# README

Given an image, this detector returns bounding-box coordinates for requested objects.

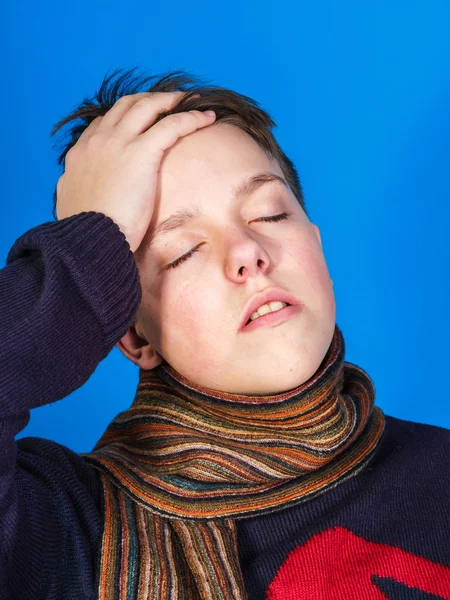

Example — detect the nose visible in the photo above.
[225,233,272,281]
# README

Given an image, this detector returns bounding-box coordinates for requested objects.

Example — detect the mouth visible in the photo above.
[238,287,301,332]
[241,302,301,333]
[245,303,292,326]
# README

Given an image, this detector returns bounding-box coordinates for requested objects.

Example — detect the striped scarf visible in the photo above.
[81,323,385,600]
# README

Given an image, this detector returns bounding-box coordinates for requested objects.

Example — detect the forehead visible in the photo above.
[139,124,289,256]
[156,123,282,204]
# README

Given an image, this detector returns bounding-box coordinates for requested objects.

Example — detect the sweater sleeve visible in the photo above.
[0,211,142,596]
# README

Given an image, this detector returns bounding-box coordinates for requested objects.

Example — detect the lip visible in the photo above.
[238,287,301,332]
[240,303,302,333]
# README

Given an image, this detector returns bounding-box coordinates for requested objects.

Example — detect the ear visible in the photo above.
[116,323,164,370]
[312,223,322,246]
[312,223,333,287]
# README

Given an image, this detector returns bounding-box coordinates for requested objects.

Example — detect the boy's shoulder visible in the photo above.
[377,412,450,475]
[384,412,450,444]
[15,435,103,505]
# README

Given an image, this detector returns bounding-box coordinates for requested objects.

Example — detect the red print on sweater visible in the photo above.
[266,526,450,599]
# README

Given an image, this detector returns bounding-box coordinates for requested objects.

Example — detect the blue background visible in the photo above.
[1,1,449,451]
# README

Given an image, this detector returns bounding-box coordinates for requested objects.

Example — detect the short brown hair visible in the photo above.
[51,67,307,221]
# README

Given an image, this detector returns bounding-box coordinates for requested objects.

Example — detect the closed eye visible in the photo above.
[165,244,204,270]
[165,212,290,270]
[255,211,290,223]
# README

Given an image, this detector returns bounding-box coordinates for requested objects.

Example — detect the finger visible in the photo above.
[114,92,195,140]
[98,92,154,129]
[100,91,189,132]
[75,115,104,145]
[138,109,216,164]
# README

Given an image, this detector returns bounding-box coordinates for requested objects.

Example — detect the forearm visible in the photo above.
[0,211,141,416]
[0,211,141,575]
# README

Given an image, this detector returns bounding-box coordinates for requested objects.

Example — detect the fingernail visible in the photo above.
[204,110,215,117]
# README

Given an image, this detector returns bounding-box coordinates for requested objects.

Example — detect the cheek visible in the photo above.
[286,230,331,290]
[159,282,218,349]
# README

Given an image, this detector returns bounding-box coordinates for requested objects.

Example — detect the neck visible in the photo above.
[85,322,385,520]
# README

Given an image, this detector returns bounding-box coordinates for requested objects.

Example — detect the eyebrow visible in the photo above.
[148,172,290,248]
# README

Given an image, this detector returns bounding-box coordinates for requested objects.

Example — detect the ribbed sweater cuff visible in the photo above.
[6,211,142,350]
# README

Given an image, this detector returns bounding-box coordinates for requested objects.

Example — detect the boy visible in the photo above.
[1,68,450,600]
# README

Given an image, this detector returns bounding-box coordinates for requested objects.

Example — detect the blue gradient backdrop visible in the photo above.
[1,1,449,451]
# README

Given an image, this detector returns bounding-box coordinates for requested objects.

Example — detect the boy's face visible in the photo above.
[117,123,336,395]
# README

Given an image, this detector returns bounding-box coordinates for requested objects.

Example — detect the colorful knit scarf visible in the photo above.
[81,323,385,600]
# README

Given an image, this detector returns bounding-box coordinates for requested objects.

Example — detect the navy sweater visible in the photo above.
[1,211,450,600]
